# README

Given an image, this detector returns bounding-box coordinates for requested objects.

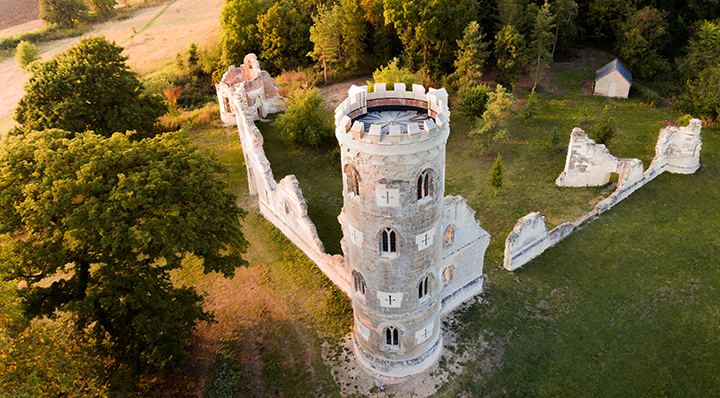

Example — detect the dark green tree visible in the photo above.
[338,0,367,72]
[489,153,503,196]
[678,21,720,119]
[453,21,490,86]
[529,1,556,89]
[494,24,526,90]
[15,36,166,139]
[256,0,312,73]
[220,0,270,69]
[0,129,248,375]
[384,0,476,73]
[274,86,335,147]
[590,105,616,146]
[497,0,523,30]
[457,84,491,119]
[617,7,669,79]
[585,0,633,45]
[39,0,88,27]
[551,0,578,56]
[471,84,518,147]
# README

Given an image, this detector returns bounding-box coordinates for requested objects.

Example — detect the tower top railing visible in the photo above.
[334,84,450,146]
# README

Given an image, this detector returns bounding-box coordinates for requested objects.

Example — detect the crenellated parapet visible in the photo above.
[334,84,450,161]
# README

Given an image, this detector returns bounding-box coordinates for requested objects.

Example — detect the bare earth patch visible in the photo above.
[324,300,501,397]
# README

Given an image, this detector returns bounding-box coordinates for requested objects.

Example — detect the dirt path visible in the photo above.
[0,0,223,133]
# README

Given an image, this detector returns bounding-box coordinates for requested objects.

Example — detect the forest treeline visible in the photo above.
[220,0,720,120]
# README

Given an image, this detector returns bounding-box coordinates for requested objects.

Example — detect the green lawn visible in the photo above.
[185,61,720,396]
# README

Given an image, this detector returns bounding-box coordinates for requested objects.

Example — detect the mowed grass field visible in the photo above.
[182,52,720,396]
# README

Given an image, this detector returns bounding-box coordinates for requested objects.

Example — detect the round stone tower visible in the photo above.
[334,83,451,378]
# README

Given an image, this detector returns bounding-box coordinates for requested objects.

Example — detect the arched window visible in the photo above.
[380,228,397,254]
[344,164,359,196]
[443,267,453,285]
[417,169,432,200]
[385,326,399,347]
[223,96,231,113]
[352,270,366,295]
[418,275,430,299]
[445,225,454,246]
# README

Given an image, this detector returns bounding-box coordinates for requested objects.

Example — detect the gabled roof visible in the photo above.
[595,58,632,85]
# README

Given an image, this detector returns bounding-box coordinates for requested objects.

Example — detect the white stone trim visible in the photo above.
[376,184,400,207]
[415,322,434,344]
[377,291,402,308]
[349,224,363,247]
[416,228,435,251]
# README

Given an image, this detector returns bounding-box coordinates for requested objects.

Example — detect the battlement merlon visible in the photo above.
[334,84,450,155]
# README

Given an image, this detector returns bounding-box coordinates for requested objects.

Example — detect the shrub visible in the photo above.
[368,58,418,91]
[88,0,116,17]
[521,87,540,119]
[590,105,616,146]
[489,153,503,196]
[15,41,39,70]
[274,86,334,148]
[457,84,491,119]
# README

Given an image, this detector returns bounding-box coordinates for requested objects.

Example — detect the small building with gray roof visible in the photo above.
[593,58,632,99]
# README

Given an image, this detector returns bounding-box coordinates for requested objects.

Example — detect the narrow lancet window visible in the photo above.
[417,170,432,200]
[418,276,429,299]
[353,270,366,295]
[345,164,359,196]
[380,228,397,254]
[385,326,399,347]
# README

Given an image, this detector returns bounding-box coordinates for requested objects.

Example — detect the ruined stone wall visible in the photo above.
[216,54,285,126]
[440,196,491,314]
[225,65,351,295]
[504,120,703,271]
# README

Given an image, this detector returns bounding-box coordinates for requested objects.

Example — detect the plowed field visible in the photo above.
[0,0,38,31]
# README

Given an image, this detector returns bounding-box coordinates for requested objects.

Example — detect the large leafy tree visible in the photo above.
[256,0,312,73]
[220,0,271,69]
[39,0,88,27]
[15,36,166,139]
[617,7,669,79]
[585,0,633,45]
[384,0,476,74]
[0,129,248,374]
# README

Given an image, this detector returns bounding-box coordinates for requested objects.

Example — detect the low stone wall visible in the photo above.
[504,120,703,271]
